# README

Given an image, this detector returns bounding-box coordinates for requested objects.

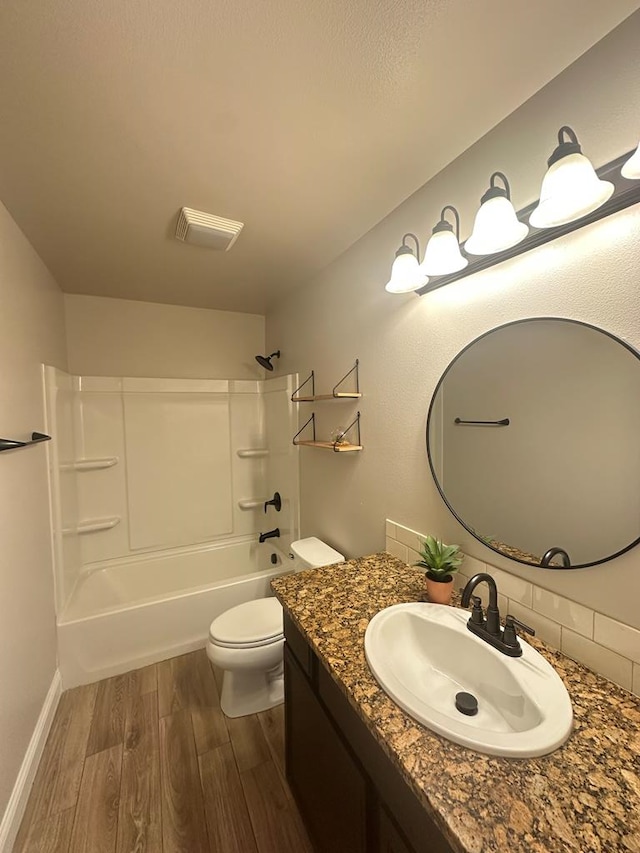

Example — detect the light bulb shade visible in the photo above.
[420,228,468,276]
[384,250,428,293]
[465,196,529,255]
[621,141,640,180]
[530,152,613,228]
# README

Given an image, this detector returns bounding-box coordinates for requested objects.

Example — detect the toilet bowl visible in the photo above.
[207,537,344,717]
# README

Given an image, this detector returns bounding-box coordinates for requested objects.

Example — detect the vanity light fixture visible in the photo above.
[621,141,640,180]
[384,233,429,293]
[420,206,468,276]
[465,172,528,256]
[529,126,614,228]
[384,128,640,297]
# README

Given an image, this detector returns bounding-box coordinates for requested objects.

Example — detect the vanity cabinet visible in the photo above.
[378,807,417,853]
[284,613,455,853]
[285,644,368,852]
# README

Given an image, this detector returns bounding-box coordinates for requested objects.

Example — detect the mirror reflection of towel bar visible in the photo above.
[454,418,510,426]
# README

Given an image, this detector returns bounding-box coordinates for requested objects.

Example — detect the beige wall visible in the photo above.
[266,13,640,630]
[65,294,265,379]
[0,201,67,819]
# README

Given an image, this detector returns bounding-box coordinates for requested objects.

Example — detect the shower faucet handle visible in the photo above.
[264,492,282,513]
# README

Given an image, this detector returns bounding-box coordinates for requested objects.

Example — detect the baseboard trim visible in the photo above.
[0,670,62,852]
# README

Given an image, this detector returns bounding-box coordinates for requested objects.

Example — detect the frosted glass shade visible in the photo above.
[420,230,468,276]
[465,196,529,255]
[621,142,640,180]
[530,152,613,228]
[385,252,428,293]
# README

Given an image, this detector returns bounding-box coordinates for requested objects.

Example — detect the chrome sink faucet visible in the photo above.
[461,573,534,658]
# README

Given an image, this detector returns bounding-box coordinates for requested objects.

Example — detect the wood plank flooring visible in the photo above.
[14,650,314,853]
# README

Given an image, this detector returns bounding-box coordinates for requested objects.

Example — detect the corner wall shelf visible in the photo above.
[0,431,51,453]
[63,516,121,535]
[293,412,362,452]
[291,360,361,402]
[238,498,269,510]
[61,456,119,471]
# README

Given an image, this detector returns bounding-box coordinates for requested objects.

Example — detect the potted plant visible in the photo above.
[413,535,463,604]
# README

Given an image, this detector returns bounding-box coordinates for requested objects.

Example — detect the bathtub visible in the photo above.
[57,539,291,688]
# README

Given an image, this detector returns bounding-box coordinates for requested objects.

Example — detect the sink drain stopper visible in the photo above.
[455,691,478,716]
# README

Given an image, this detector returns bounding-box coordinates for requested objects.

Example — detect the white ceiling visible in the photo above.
[1,1,637,314]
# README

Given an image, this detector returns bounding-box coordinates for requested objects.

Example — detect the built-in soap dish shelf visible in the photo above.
[63,516,121,535]
[237,449,269,458]
[61,456,119,471]
[238,498,269,510]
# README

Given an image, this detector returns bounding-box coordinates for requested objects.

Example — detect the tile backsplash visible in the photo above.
[386,519,640,698]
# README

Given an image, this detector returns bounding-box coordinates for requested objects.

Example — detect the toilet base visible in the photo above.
[219,664,284,718]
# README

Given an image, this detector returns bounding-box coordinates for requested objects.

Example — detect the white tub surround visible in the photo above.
[43,369,300,685]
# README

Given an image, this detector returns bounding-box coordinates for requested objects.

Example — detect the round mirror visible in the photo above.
[426,318,640,569]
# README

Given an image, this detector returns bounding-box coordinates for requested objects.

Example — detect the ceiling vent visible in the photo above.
[175,207,244,251]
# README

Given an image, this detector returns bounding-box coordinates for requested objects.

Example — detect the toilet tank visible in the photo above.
[290,537,344,570]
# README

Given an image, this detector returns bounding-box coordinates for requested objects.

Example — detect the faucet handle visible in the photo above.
[469,595,484,626]
[503,615,535,648]
[506,615,535,635]
[264,491,282,513]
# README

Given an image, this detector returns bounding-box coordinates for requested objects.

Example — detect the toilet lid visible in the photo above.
[208,597,284,647]
[291,536,344,566]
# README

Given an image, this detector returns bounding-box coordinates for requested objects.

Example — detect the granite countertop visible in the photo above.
[272,553,640,853]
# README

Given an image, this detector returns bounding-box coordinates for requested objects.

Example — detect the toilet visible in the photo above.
[206,537,344,718]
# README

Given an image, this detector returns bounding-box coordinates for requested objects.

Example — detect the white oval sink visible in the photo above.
[364,603,573,758]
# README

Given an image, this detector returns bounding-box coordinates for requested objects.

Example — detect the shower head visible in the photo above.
[255,350,281,371]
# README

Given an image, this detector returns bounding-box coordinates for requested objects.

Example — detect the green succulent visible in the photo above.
[414,535,463,581]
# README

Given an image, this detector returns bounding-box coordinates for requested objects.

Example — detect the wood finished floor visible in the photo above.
[14,650,315,853]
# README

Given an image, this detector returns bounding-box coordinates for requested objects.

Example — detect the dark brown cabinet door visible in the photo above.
[378,807,415,853]
[284,644,368,853]
[284,617,454,853]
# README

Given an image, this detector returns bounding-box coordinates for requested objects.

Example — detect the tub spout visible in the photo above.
[259,528,280,543]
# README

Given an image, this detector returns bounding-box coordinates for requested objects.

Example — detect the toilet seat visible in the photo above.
[208,597,283,649]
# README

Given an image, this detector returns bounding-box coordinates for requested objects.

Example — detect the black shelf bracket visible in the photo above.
[338,411,361,450]
[293,413,316,445]
[0,432,51,453]
[291,371,315,402]
[332,359,360,397]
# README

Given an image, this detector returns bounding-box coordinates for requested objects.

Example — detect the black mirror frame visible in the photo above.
[426,316,640,570]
